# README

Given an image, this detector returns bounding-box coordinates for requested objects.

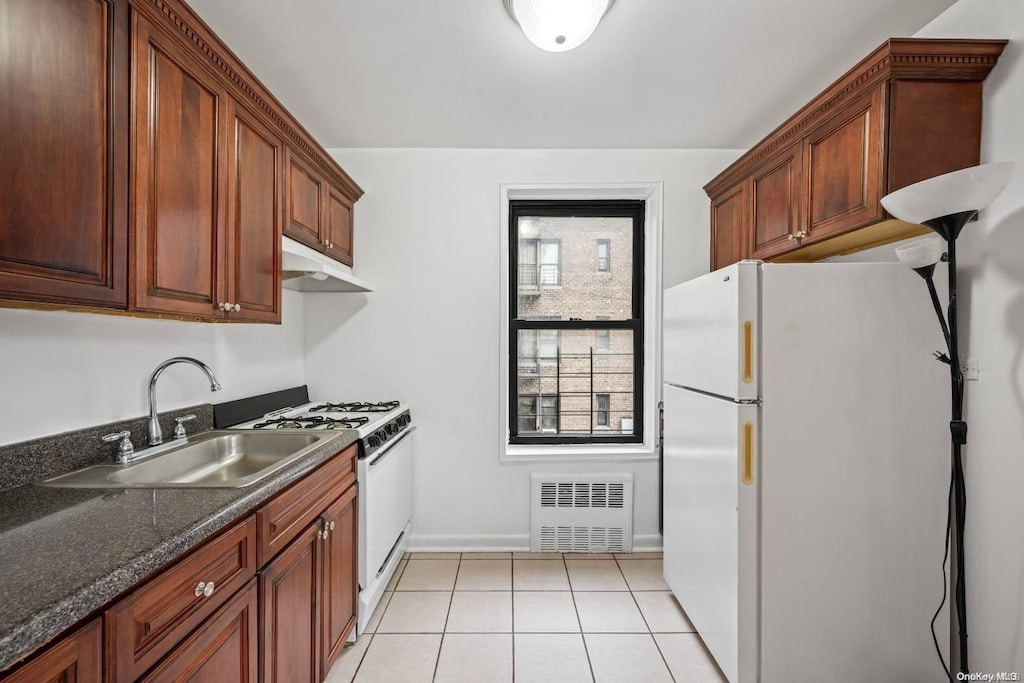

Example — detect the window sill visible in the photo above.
[502,443,657,464]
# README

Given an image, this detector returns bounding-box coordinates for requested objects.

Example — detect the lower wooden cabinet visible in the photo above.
[0,446,358,683]
[260,483,359,683]
[260,521,322,683]
[0,619,102,683]
[320,485,359,675]
[140,579,258,683]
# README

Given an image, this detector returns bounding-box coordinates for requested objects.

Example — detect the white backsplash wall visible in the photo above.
[842,0,1024,669]
[304,148,741,550]
[0,289,306,447]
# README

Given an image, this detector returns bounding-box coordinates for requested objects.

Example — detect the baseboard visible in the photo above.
[407,534,530,552]
[408,532,663,553]
[632,534,664,552]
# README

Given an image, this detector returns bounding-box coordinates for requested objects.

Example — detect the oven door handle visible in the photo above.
[368,426,415,468]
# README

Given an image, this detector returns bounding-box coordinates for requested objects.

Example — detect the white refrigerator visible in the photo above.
[663,261,950,683]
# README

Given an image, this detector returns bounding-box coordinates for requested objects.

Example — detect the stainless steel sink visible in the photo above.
[39,431,336,488]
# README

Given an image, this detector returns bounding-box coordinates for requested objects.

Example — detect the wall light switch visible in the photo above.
[961,359,980,381]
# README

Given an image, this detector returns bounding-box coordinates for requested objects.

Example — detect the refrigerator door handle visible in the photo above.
[742,320,754,385]
[741,421,755,485]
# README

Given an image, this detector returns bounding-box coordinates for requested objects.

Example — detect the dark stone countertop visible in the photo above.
[0,429,360,673]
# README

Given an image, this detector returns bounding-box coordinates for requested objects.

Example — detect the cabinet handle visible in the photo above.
[217,302,229,311]
[232,303,241,312]
[317,530,325,540]
[795,230,807,239]
[194,581,215,598]
[786,234,797,241]
[329,521,336,531]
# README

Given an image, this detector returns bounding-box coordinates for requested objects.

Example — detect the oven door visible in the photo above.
[359,427,414,588]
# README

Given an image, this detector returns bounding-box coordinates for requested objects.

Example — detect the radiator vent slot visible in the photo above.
[531,474,633,554]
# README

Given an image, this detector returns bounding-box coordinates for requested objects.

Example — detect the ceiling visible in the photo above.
[186,0,957,149]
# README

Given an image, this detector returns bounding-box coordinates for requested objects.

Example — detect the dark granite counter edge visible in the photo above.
[0,430,359,672]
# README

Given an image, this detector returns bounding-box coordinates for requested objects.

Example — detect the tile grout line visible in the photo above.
[351,555,410,681]
[431,553,460,683]
[567,555,599,683]
[619,557,678,683]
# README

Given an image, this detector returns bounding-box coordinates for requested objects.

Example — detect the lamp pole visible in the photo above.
[924,210,977,676]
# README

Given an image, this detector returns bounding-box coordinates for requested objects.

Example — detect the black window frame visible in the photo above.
[596,239,611,272]
[509,200,644,445]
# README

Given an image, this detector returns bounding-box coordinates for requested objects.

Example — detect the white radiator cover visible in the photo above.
[530,473,634,553]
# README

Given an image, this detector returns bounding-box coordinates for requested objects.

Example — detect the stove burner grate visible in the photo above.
[309,401,400,413]
[251,415,370,430]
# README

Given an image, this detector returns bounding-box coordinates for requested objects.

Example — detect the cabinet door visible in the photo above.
[325,188,354,266]
[224,101,282,323]
[260,521,321,683]
[131,16,227,318]
[139,579,258,683]
[321,486,358,674]
[285,151,326,252]
[0,0,128,308]
[751,145,801,259]
[710,182,749,271]
[803,86,885,243]
[0,619,101,683]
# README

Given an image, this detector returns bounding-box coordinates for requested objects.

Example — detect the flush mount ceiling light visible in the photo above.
[504,0,616,52]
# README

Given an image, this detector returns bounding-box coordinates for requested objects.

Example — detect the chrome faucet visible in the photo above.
[148,357,221,446]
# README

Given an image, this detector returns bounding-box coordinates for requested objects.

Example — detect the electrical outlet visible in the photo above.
[961,359,980,381]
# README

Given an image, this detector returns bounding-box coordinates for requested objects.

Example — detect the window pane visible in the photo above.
[517,216,632,320]
[514,329,634,437]
[519,240,539,288]
[597,240,610,272]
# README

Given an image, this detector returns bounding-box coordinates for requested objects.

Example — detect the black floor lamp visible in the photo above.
[881,161,1016,679]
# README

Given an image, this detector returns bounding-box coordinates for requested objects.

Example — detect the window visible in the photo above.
[597,239,610,271]
[519,238,561,288]
[509,200,644,444]
[518,394,559,433]
[595,316,610,351]
[596,394,610,427]
[519,328,560,373]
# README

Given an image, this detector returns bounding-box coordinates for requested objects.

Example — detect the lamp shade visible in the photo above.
[505,0,613,52]
[895,236,945,271]
[880,162,1016,225]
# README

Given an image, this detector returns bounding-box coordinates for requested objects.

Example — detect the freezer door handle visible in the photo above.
[742,320,754,384]
[741,421,755,485]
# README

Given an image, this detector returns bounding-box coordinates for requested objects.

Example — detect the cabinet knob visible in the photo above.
[795,230,807,239]
[328,242,334,249]
[217,302,229,311]
[194,581,215,598]
[329,521,336,531]
[233,303,241,312]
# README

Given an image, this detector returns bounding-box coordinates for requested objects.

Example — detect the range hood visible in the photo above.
[281,236,372,292]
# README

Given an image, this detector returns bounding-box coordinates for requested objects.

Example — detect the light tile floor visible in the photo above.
[325,552,726,683]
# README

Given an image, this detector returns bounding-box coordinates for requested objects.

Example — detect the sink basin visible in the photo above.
[39,431,337,488]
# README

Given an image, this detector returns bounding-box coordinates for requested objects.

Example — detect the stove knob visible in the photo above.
[377,430,387,442]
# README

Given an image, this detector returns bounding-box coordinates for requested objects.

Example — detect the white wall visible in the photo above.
[304,149,741,550]
[0,289,306,446]
[843,0,1024,669]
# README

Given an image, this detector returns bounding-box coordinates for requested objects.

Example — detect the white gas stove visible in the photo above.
[224,396,413,635]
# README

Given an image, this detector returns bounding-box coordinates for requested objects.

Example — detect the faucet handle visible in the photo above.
[173,414,197,440]
[102,431,135,464]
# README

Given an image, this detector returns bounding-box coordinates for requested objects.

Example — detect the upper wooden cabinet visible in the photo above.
[705,39,1006,268]
[285,151,358,267]
[131,15,228,319]
[710,182,749,271]
[0,0,362,320]
[0,0,129,308]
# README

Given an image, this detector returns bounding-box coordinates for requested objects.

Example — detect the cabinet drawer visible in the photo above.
[105,516,257,682]
[140,577,258,682]
[257,443,357,566]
